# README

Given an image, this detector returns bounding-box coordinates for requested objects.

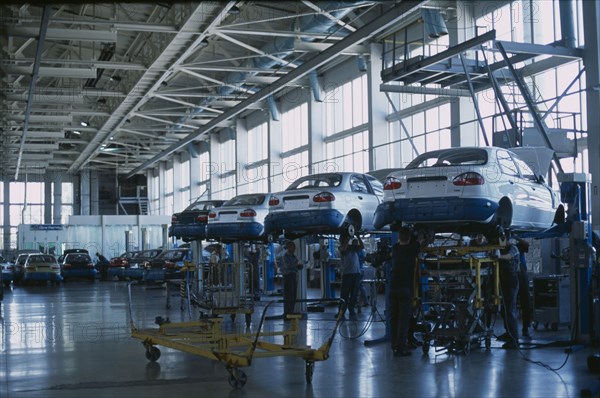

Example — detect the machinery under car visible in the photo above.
[264,172,383,240]
[373,146,565,236]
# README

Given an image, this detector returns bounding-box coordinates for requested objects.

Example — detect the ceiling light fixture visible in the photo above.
[73,130,81,135]
[228,5,240,14]
[80,121,89,127]
[110,75,122,82]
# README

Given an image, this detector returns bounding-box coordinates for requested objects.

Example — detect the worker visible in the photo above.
[209,245,222,285]
[96,252,109,281]
[494,233,521,349]
[390,226,423,357]
[248,244,261,300]
[516,238,531,338]
[338,234,364,319]
[280,240,303,320]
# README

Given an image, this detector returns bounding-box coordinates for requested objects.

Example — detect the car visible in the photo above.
[1,256,16,287]
[14,252,44,284]
[109,251,140,268]
[22,254,63,285]
[60,252,97,282]
[372,146,565,237]
[264,172,384,240]
[123,249,163,280]
[144,248,191,282]
[206,193,270,242]
[169,199,226,242]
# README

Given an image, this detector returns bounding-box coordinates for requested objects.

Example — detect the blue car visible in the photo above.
[206,194,270,242]
[60,252,97,282]
[1,257,15,287]
[169,200,225,242]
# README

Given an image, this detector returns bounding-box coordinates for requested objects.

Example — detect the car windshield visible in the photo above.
[186,200,222,212]
[160,250,187,260]
[224,195,265,206]
[406,148,488,169]
[287,174,342,190]
[136,250,160,258]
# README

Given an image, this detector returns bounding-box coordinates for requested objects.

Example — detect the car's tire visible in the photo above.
[495,198,513,230]
[553,205,566,224]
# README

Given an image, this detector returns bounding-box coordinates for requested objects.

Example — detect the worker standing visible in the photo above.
[495,233,521,349]
[390,226,422,357]
[517,238,531,338]
[338,235,364,319]
[280,241,303,320]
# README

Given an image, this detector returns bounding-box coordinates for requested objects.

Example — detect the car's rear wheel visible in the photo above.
[342,211,362,238]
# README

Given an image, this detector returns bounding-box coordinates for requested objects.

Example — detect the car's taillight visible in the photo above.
[208,212,216,219]
[384,177,402,190]
[313,192,335,202]
[51,265,60,270]
[63,263,72,269]
[453,172,485,186]
[165,261,176,269]
[7,265,14,271]
[87,263,95,268]
[268,196,280,206]
[26,266,35,270]
[197,215,208,222]
[240,209,257,217]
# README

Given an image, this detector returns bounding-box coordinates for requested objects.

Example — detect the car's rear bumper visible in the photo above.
[264,209,345,234]
[24,272,63,282]
[373,197,498,229]
[169,224,207,240]
[2,272,15,282]
[206,222,264,241]
[61,269,98,279]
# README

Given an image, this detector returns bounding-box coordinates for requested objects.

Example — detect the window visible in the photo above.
[350,174,369,193]
[281,103,308,152]
[248,122,267,163]
[497,151,519,176]
[245,122,269,193]
[179,159,191,210]
[325,75,368,136]
[164,166,174,214]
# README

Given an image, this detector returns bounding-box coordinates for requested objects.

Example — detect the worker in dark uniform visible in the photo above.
[516,238,531,338]
[96,252,109,281]
[338,234,364,319]
[280,241,303,320]
[390,226,423,357]
[495,234,521,349]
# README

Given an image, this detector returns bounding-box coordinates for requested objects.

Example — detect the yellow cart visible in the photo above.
[129,283,344,389]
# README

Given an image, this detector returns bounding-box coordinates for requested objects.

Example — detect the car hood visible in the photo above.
[510,146,554,178]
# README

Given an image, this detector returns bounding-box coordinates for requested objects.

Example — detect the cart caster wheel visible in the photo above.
[228,369,247,389]
[245,313,252,328]
[422,342,430,355]
[305,361,315,384]
[485,336,491,350]
[145,346,161,362]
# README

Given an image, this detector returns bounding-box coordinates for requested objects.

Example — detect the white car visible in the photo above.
[264,172,384,239]
[373,146,564,236]
[206,193,271,242]
[22,254,63,285]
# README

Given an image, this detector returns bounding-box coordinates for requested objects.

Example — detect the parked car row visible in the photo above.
[169,146,565,243]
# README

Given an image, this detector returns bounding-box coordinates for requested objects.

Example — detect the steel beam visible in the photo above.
[379,84,471,97]
[381,29,496,83]
[494,40,583,59]
[15,5,51,180]
[125,0,427,178]
[9,27,118,42]
[496,41,564,174]
[459,52,489,146]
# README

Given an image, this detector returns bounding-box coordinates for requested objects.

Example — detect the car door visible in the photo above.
[351,174,381,230]
[496,149,528,226]
[513,156,555,228]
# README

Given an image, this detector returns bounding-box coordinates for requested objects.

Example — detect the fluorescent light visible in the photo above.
[80,121,89,127]
[73,130,81,135]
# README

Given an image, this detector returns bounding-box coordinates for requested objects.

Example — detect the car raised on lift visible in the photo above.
[169,199,226,242]
[206,193,270,242]
[264,172,384,240]
[373,146,564,236]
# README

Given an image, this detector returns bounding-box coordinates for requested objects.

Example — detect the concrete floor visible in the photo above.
[1,280,598,398]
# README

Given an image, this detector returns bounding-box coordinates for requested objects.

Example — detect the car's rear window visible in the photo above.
[66,254,91,262]
[29,255,55,263]
[136,250,161,258]
[224,195,265,206]
[406,149,488,169]
[287,174,342,190]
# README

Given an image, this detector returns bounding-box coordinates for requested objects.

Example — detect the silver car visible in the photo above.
[206,193,271,242]
[264,172,383,239]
